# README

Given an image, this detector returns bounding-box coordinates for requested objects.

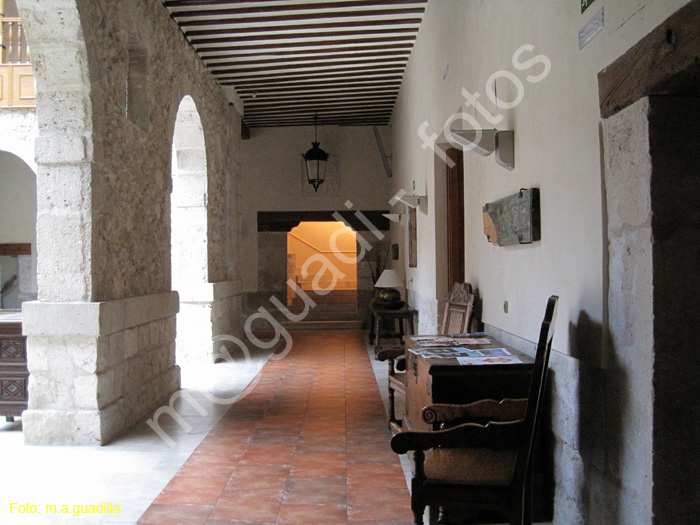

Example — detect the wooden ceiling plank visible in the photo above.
[176,8,425,26]
[246,111,392,118]
[169,0,427,18]
[244,97,397,111]
[221,74,404,88]
[189,27,418,44]
[164,0,426,8]
[244,114,393,126]
[200,45,412,61]
[184,20,422,38]
[237,79,401,93]
[202,49,411,65]
[245,104,395,115]
[194,37,416,52]
[248,120,390,127]
[240,87,400,101]
[215,66,405,82]
[210,56,408,74]
[244,104,396,118]
[244,116,393,127]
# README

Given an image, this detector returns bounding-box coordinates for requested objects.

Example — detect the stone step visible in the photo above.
[294,287,357,294]
[291,290,358,304]
[289,302,358,314]
[282,319,365,331]
[289,310,362,322]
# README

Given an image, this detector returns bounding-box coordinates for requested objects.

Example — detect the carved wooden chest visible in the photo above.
[0,312,28,421]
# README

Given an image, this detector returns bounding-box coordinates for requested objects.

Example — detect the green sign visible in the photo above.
[581,0,596,14]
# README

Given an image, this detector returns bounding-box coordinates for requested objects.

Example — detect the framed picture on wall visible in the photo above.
[408,207,417,268]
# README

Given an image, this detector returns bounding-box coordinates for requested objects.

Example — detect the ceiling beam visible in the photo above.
[239,86,400,101]
[189,27,418,44]
[194,37,416,53]
[216,66,405,82]
[236,79,401,94]
[176,9,425,26]
[210,56,407,74]
[184,20,422,38]
[222,74,404,90]
[244,95,397,111]
[165,0,426,8]
[202,49,411,65]
[167,0,426,16]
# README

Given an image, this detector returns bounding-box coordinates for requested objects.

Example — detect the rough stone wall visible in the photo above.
[74,0,239,301]
[18,0,243,443]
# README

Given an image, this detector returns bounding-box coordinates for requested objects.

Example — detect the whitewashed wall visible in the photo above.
[239,125,392,294]
[389,1,693,523]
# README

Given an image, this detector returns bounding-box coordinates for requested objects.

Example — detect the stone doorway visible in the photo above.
[171,95,212,367]
[285,221,359,329]
[599,3,700,520]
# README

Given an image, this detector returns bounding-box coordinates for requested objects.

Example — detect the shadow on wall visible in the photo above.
[568,310,624,525]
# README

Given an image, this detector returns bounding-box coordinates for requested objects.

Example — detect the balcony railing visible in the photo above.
[0,17,35,107]
[2,17,29,64]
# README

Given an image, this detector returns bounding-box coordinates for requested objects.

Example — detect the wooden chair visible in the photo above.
[382,283,477,433]
[391,295,559,525]
[439,282,476,335]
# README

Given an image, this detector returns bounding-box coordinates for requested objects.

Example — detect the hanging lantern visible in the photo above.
[302,116,329,192]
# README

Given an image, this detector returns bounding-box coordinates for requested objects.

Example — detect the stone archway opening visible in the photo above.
[170,95,211,370]
[0,151,37,309]
[287,221,358,294]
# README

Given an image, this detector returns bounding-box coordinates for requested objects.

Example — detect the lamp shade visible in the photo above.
[375,269,404,289]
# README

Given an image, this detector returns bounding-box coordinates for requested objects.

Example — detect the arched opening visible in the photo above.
[0,151,37,309]
[170,95,211,368]
[286,221,359,326]
[288,221,357,292]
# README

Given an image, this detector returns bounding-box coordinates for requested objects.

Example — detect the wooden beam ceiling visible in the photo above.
[162,0,427,127]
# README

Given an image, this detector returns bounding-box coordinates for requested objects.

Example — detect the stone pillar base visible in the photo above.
[176,280,242,366]
[22,291,180,445]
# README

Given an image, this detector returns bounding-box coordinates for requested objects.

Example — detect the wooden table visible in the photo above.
[403,334,534,431]
[0,310,28,422]
[369,302,417,355]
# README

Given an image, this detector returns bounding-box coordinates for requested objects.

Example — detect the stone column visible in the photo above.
[603,97,655,524]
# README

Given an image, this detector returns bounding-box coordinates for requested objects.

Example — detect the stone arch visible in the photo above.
[16,0,93,302]
[0,150,37,307]
[0,116,37,173]
[170,95,213,367]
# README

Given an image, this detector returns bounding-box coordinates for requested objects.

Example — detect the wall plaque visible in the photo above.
[482,188,540,247]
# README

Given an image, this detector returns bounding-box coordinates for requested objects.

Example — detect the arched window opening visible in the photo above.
[171,95,210,369]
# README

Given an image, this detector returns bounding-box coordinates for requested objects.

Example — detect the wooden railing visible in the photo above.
[0,16,35,106]
[1,17,30,64]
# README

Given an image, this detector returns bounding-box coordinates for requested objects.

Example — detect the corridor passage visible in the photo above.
[139,330,413,524]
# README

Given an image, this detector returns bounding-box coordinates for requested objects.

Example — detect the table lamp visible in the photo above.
[374,269,404,307]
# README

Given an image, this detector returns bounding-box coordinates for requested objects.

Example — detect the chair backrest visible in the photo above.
[439,282,475,335]
[512,295,559,487]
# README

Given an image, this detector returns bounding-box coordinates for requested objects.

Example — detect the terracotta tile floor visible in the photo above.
[139,330,413,524]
